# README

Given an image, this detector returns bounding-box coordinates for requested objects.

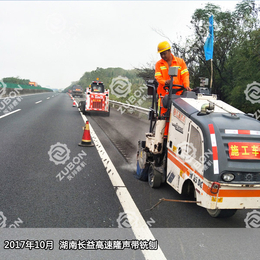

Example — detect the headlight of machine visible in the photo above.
[222,173,235,182]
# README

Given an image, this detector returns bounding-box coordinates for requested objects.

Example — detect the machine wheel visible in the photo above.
[136,149,149,181]
[148,164,161,188]
[104,106,110,117]
[82,104,87,115]
[78,101,82,111]
[207,209,237,218]
[78,101,85,113]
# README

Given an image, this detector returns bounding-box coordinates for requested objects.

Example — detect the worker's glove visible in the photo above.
[163,84,170,90]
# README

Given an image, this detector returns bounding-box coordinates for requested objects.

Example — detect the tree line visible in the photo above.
[136,0,260,114]
[2,77,42,87]
[63,67,145,102]
[65,1,260,114]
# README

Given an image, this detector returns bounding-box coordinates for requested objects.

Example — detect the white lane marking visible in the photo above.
[35,100,42,104]
[0,109,21,119]
[79,111,167,260]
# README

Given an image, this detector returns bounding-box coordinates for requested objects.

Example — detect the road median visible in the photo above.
[0,82,53,98]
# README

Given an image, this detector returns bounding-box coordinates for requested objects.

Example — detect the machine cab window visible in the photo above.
[91,82,104,93]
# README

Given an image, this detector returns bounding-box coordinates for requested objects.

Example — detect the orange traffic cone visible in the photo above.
[73,99,76,107]
[78,121,94,147]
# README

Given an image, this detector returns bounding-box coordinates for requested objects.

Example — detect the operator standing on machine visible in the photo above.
[155,41,191,135]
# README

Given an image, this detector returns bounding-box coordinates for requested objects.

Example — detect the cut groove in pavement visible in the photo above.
[79,110,167,260]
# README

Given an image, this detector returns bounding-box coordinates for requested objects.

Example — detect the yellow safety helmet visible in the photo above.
[157,41,171,53]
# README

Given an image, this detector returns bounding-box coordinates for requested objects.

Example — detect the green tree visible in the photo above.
[187,1,259,101]
[3,77,30,85]
[134,62,155,81]
[138,0,259,111]
[226,28,260,113]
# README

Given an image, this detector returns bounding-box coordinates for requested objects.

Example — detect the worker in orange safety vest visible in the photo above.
[155,41,191,135]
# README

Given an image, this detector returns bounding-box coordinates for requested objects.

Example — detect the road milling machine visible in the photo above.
[136,66,260,218]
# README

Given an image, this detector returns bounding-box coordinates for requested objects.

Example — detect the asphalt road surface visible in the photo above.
[1,92,259,260]
[73,95,254,229]
[0,93,123,228]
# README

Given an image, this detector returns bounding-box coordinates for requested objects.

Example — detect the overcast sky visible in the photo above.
[1,1,243,89]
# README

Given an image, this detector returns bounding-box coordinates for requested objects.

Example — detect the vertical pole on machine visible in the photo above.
[167,75,174,111]
[149,84,156,133]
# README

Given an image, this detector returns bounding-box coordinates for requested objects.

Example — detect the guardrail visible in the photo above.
[109,100,150,115]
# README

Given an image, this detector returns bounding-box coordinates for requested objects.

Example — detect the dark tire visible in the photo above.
[81,102,86,114]
[78,101,82,110]
[207,209,237,218]
[182,180,195,198]
[148,164,161,188]
[104,106,110,117]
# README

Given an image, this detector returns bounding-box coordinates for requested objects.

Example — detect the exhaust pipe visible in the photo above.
[200,102,214,114]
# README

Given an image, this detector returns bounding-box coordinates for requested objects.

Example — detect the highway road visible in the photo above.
[73,95,253,228]
[0,93,124,228]
[0,92,259,260]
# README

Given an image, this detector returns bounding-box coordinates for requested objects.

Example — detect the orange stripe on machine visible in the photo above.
[167,150,204,180]
[168,150,260,198]
[219,189,260,197]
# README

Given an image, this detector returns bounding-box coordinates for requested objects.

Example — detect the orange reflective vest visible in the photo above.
[155,54,190,135]
[155,53,189,98]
